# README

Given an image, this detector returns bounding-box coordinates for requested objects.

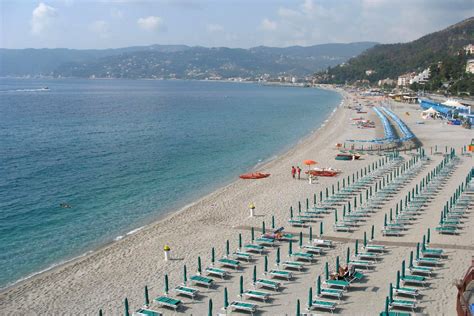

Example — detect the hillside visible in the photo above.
[0,42,376,78]
[318,17,474,84]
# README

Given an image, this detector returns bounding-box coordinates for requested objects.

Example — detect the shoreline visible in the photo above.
[0,85,343,293]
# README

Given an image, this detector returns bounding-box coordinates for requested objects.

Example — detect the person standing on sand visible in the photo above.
[297,166,301,179]
[291,166,296,179]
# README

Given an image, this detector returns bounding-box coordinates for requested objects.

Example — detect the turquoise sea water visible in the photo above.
[0,79,341,287]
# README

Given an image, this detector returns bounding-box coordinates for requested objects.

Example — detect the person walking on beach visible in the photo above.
[291,166,296,179]
[297,166,301,179]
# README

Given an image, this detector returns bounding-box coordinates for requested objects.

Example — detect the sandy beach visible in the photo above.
[1,86,472,315]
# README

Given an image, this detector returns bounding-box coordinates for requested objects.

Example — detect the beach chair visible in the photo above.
[356,251,379,261]
[308,299,337,313]
[409,265,433,276]
[243,243,265,254]
[288,218,306,227]
[349,259,373,269]
[400,275,426,286]
[218,258,240,269]
[255,237,275,247]
[390,299,417,312]
[313,239,333,247]
[233,251,252,262]
[133,308,163,316]
[394,286,419,298]
[190,275,213,288]
[282,260,304,271]
[415,256,440,266]
[268,269,292,280]
[243,289,271,302]
[345,271,365,283]
[154,296,182,311]
[301,244,323,255]
[291,252,314,262]
[318,288,344,300]
[205,267,227,279]
[255,278,280,291]
[229,301,258,315]
[333,223,352,232]
[364,244,386,252]
[173,285,199,299]
[382,228,402,237]
[435,226,457,235]
[323,279,349,290]
[421,247,443,257]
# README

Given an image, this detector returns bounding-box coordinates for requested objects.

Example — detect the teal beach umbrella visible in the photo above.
[164,274,169,294]
[144,285,150,306]
[396,270,400,289]
[211,247,215,264]
[226,240,230,257]
[239,275,244,297]
[346,247,350,265]
[299,232,303,247]
[309,226,313,241]
[363,232,367,248]
[276,247,280,265]
[253,265,257,284]
[336,256,340,272]
[262,221,266,234]
[271,216,275,229]
[308,287,313,309]
[183,265,187,285]
[224,287,229,310]
[238,233,242,249]
[197,256,202,274]
[325,262,329,280]
[355,239,359,256]
[320,222,323,236]
[124,298,130,316]
[264,255,268,272]
[208,299,213,316]
[289,240,293,256]
[99,310,103,316]
[317,275,321,296]
[251,227,255,241]
[371,225,374,240]
[296,299,301,316]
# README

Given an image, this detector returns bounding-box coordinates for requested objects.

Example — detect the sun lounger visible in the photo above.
[379,311,412,316]
[190,275,213,288]
[394,286,419,298]
[333,223,352,232]
[243,243,265,254]
[218,258,240,269]
[255,237,275,246]
[255,278,280,291]
[401,275,426,286]
[302,244,323,255]
[268,269,292,280]
[233,251,252,262]
[390,299,417,311]
[435,226,457,234]
[289,218,306,227]
[324,279,349,290]
[318,288,344,300]
[345,271,365,283]
[174,285,199,299]
[364,244,386,252]
[415,257,440,266]
[154,296,181,311]
[243,289,271,302]
[308,299,337,313]
[421,248,443,257]
[282,260,304,271]
[291,252,314,262]
[313,239,333,247]
[382,228,402,236]
[205,267,227,279]
[356,251,379,261]
[349,259,373,269]
[133,308,163,316]
[409,265,433,276]
[229,301,258,315]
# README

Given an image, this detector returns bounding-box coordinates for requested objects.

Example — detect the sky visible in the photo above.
[1,0,473,49]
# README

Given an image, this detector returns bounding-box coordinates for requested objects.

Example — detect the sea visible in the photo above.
[0,78,341,288]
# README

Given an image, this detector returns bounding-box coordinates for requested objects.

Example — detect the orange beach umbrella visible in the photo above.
[303,160,317,166]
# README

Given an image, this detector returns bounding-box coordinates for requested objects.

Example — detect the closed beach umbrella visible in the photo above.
[124,298,130,316]
[306,198,309,210]
[313,193,317,205]
[309,226,313,241]
[289,240,293,256]
[299,232,303,247]
[343,205,346,217]
[317,275,321,296]
[422,236,426,250]
[262,221,266,234]
[320,222,323,236]
[390,208,393,222]
[337,181,340,192]
[385,296,389,315]
[290,207,293,219]
[384,214,387,227]
[363,232,367,248]
[308,287,313,309]
[144,285,150,306]
[211,247,215,264]
[355,240,359,256]
[409,251,413,267]
[325,262,329,280]
[276,247,280,265]
[164,274,169,294]
[416,243,420,260]
[99,310,103,316]
[389,283,393,303]
[224,287,229,310]
[198,256,202,274]
[226,240,230,257]
[253,266,257,284]
[239,276,244,297]
[296,299,301,316]
[251,227,255,242]
[332,185,335,195]
[320,191,323,202]
[264,255,268,272]
[348,201,351,213]
[427,229,431,244]
[325,188,329,199]
[272,216,275,229]
[334,210,338,223]
[298,201,301,213]
[336,256,340,272]
[346,247,350,265]
[183,265,187,285]
[208,299,213,316]
[238,233,242,249]
[396,271,400,289]
[401,260,405,278]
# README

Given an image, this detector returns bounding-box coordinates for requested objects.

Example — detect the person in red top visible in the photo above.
[297,166,301,179]
[291,166,296,179]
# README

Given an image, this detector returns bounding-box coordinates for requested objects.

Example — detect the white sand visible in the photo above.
[0,87,472,315]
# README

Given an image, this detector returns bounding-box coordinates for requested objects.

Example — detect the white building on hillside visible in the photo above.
[466,59,474,74]
[464,44,474,55]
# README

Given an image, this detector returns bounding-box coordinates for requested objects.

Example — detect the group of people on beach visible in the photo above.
[291,166,302,179]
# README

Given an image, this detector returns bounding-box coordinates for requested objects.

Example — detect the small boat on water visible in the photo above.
[239,172,270,179]
[335,153,361,161]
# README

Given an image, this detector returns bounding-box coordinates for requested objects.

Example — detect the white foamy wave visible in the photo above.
[1,88,50,93]
[114,235,124,241]
[126,226,144,235]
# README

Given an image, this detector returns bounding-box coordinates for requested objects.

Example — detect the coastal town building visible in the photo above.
[466,59,474,74]
[464,44,474,55]
[397,73,415,86]
[365,69,375,76]
[410,68,431,84]
[377,78,395,86]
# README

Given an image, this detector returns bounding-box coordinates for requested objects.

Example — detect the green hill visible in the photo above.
[318,17,474,84]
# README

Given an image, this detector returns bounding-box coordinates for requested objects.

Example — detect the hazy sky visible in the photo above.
[1,0,473,49]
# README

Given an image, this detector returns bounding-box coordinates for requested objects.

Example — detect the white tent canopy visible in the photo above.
[422,107,438,115]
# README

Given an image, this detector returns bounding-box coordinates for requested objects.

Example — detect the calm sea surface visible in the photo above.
[0,78,341,287]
